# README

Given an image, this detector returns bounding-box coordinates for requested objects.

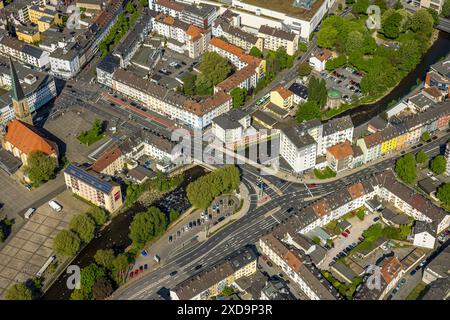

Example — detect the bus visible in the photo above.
[48,200,62,212]
[24,208,36,219]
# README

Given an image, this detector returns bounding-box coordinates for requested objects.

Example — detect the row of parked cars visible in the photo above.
[168,213,212,243]
[328,236,366,267]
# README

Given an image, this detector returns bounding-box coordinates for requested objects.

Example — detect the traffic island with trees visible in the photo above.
[77,118,105,146]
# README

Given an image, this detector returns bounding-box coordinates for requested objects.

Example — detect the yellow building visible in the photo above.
[270,86,294,109]
[76,0,103,11]
[380,128,399,154]
[395,133,408,151]
[28,5,56,24]
[38,16,53,32]
[16,26,41,44]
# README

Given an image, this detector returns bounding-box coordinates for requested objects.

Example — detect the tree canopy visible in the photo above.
[5,283,33,300]
[249,46,263,58]
[436,183,450,206]
[308,76,327,108]
[296,101,321,123]
[24,151,57,185]
[129,207,167,248]
[53,230,81,257]
[198,52,232,86]
[430,155,447,175]
[69,213,96,244]
[298,62,312,77]
[186,165,240,209]
[94,249,115,270]
[415,150,429,164]
[395,153,416,184]
[230,88,247,108]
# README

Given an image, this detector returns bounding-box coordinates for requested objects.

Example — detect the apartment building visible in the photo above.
[270,86,294,110]
[27,4,59,25]
[326,141,355,173]
[170,247,257,300]
[417,0,445,14]
[111,69,232,129]
[211,108,251,145]
[357,102,450,163]
[180,2,218,28]
[64,163,123,213]
[258,25,299,56]
[153,14,210,59]
[150,0,185,19]
[16,26,41,44]
[320,116,354,155]
[208,37,266,91]
[212,14,263,52]
[49,45,81,79]
[0,62,57,127]
[91,147,125,176]
[0,36,50,69]
[309,49,333,72]
[259,234,339,300]
[280,126,317,173]
[425,53,449,96]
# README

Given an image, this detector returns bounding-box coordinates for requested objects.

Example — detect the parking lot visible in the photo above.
[319,210,381,270]
[0,191,90,298]
[319,66,364,103]
[166,194,240,246]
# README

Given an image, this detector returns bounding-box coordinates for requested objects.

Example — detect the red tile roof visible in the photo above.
[327,141,354,160]
[91,147,123,173]
[5,120,58,157]
[274,86,293,100]
[380,256,403,284]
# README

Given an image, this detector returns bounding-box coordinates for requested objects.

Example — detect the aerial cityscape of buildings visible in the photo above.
[0,0,448,306]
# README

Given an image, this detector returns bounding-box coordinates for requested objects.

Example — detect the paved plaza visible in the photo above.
[0,191,89,298]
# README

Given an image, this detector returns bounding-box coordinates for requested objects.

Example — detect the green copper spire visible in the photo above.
[9,57,25,102]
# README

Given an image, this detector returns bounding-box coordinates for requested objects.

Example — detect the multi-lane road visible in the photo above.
[111,135,449,300]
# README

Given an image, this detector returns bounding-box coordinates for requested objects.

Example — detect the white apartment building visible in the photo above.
[0,36,50,69]
[211,109,251,144]
[49,46,81,79]
[280,126,317,173]
[111,69,232,129]
[258,25,299,56]
[320,116,354,155]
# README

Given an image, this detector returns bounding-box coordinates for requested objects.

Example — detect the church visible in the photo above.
[1,58,59,167]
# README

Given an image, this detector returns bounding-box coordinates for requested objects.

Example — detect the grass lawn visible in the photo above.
[406,282,427,300]
[314,167,337,179]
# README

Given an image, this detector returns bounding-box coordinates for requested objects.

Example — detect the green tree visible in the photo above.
[308,76,327,108]
[198,52,231,86]
[70,213,96,244]
[0,228,4,242]
[374,0,388,12]
[186,165,240,209]
[430,155,447,175]
[395,153,417,184]
[410,9,434,36]
[436,183,450,206]
[421,131,431,142]
[53,230,81,257]
[352,0,370,14]
[298,62,312,77]
[393,0,403,9]
[230,87,247,108]
[5,283,33,300]
[325,55,347,71]
[169,209,180,224]
[24,151,57,185]
[296,100,321,122]
[195,74,213,96]
[249,46,263,58]
[317,26,338,48]
[87,207,107,226]
[182,73,197,96]
[345,31,364,54]
[222,286,235,296]
[427,8,439,26]
[129,207,167,248]
[92,277,114,300]
[71,263,106,300]
[381,11,402,39]
[94,249,115,270]
[416,150,429,164]
[139,0,149,6]
[111,253,130,286]
[443,0,450,17]
[298,42,307,53]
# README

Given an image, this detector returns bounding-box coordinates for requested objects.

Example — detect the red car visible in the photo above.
[129,271,134,278]
[341,232,348,237]
[308,184,317,188]
[262,255,268,261]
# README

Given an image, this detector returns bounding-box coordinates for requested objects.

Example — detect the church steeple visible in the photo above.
[9,57,33,125]
[9,57,25,102]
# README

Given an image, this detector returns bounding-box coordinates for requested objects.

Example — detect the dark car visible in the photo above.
[373,217,380,222]
[195,265,202,270]
[267,261,273,267]
[170,271,178,276]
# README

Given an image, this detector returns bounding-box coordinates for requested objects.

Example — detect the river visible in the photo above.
[41,166,206,300]
[342,31,450,127]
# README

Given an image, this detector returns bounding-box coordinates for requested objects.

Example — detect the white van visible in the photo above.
[48,200,62,212]
[24,208,36,219]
